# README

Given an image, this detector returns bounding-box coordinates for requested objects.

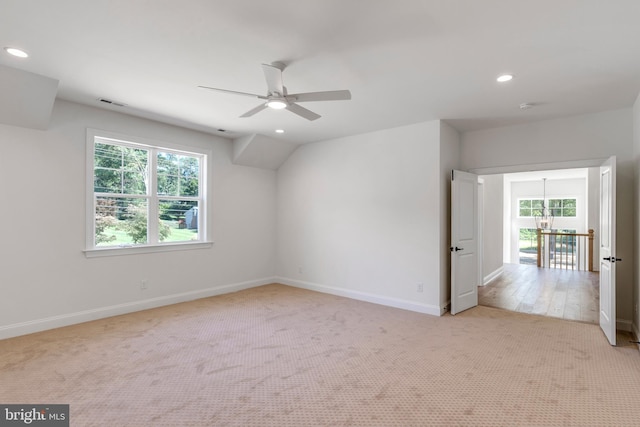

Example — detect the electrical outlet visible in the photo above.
[140,279,148,290]
[417,283,423,293]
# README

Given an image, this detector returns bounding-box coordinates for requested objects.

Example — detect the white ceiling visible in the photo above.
[2,1,640,144]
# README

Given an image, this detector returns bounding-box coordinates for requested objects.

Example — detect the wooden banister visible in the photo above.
[536,229,594,271]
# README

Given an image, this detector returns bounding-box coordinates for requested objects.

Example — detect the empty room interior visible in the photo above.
[3,1,640,426]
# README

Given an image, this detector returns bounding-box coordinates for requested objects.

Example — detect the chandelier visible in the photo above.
[534,178,554,230]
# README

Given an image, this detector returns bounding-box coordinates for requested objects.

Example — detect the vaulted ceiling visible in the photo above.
[2,1,640,143]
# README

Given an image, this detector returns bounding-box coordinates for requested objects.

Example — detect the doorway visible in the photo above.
[477,168,600,324]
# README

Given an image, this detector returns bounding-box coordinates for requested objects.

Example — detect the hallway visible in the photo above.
[479,263,599,324]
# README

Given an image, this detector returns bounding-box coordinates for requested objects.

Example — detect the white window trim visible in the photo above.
[85,128,212,257]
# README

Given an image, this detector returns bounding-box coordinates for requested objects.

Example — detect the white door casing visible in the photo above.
[451,170,479,315]
[599,156,617,346]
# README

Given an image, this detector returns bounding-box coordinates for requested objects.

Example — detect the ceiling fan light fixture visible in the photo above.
[266,99,287,109]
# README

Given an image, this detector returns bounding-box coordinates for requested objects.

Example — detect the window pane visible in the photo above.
[519,200,531,209]
[122,146,148,173]
[548,199,561,208]
[158,199,199,243]
[563,199,576,208]
[95,142,123,168]
[123,171,147,195]
[95,197,148,246]
[518,228,538,265]
[563,207,576,217]
[157,172,179,196]
[551,208,562,217]
[94,143,148,195]
[94,168,121,193]
[157,152,200,197]
[531,199,543,209]
[180,177,199,197]
[532,208,543,217]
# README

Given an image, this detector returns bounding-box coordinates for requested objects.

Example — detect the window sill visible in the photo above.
[84,241,214,258]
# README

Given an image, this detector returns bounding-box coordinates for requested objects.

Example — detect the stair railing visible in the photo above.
[536,229,594,271]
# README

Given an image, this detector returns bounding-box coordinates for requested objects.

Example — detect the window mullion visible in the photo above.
[148,148,159,244]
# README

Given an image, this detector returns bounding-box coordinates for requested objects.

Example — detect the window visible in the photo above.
[548,198,576,217]
[518,199,543,217]
[518,227,538,265]
[518,198,576,218]
[86,130,209,256]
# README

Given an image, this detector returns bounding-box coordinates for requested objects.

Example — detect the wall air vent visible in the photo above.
[98,98,126,107]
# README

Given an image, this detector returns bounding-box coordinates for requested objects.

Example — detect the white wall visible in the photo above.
[587,167,601,270]
[633,92,640,337]
[461,108,635,326]
[0,100,277,339]
[480,174,503,282]
[276,121,446,315]
[439,122,461,307]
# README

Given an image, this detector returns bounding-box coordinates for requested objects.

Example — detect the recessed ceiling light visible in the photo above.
[4,47,29,58]
[496,74,513,83]
[275,129,284,134]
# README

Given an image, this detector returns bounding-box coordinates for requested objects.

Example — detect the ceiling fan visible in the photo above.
[198,62,351,121]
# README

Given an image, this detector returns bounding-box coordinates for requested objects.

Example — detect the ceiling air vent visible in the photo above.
[98,98,126,107]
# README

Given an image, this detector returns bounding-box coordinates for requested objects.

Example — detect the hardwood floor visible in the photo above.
[479,263,599,324]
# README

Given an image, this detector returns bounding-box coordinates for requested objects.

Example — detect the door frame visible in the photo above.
[466,158,614,331]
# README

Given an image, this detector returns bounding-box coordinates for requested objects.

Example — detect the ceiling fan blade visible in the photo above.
[261,63,284,96]
[198,86,266,99]
[288,90,351,102]
[240,103,268,118]
[286,103,321,121]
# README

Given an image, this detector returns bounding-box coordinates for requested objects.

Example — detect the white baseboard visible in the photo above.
[617,318,633,333]
[277,277,443,317]
[482,266,503,286]
[0,277,276,340]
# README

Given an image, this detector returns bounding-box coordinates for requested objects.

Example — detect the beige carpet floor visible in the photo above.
[2,284,640,426]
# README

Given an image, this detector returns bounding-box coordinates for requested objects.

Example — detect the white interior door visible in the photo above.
[451,170,479,315]
[599,156,617,346]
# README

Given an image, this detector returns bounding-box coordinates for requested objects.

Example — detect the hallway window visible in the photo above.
[518,199,543,217]
[548,199,576,217]
[518,228,538,265]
